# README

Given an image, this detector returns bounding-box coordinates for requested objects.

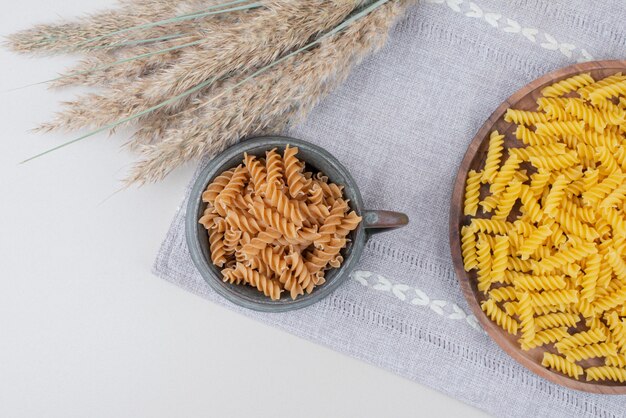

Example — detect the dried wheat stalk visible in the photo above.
[128,0,411,183]
[7,0,413,183]
[6,0,233,54]
[39,0,360,131]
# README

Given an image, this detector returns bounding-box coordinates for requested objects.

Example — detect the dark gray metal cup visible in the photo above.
[186,136,408,312]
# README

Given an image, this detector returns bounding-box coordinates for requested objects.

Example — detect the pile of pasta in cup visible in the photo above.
[462,73,626,383]
[199,145,361,301]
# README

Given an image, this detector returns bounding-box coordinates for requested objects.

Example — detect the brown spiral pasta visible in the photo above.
[199,206,219,230]
[208,228,227,267]
[315,200,348,249]
[265,181,304,226]
[202,168,235,206]
[235,263,282,301]
[266,149,284,187]
[215,165,248,209]
[249,201,299,239]
[284,145,306,198]
[198,145,362,300]
[241,228,282,259]
[243,153,267,193]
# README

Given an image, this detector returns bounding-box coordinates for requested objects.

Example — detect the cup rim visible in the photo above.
[185,135,367,312]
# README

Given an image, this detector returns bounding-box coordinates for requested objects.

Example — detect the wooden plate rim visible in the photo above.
[449,60,626,394]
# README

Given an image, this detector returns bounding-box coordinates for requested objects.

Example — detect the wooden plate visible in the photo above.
[449,60,626,394]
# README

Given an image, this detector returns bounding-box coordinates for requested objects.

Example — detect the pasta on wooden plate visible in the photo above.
[200,145,361,301]
[462,72,626,382]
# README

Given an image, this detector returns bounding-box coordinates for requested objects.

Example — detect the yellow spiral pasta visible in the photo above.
[535,121,585,138]
[488,286,517,302]
[517,225,551,260]
[578,73,625,99]
[604,312,626,353]
[461,226,477,271]
[504,109,550,125]
[581,253,601,301]
[480,235,508,293]
[606,354,626,367]
[564,99,609,133]
[535,312,580,330]
[554,328,607,353]
[543,174,569,218]
[598,180,626,208]
[581,129,620,151]
[464,170,481,216]
[481,299,518,335]
[529,169,552,198]
[561,199,595,224]
[528,290,578,308]
[493,181,521,221]
[462,72,626,381]
[509,143,567,161]
[506,272,566,291]
[544,104,578,121]
[470,219,512,235]
[482,131,504,183]
[489,155,522,196]
[533,240,596,274]
[589,79,626,105]
[521,327,569,351]
[615,147,626,172]
[537,97,572,111]
[554,209,599,242]
[476,236,492,289]
[515,125,557,146]
[529,152,579,171]
[541,73,595,98]
[595,146,621,175]
[564,342,617,362]
[541,352,584,380]
[517,291,535,343]
[582,171,625,206]
[593,286,626,315]
[585,366,626,382]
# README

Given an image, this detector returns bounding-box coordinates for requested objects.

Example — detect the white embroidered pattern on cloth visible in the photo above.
[350,270,484,333]
[425,0,595,62]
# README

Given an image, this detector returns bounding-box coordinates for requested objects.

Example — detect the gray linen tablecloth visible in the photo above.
[154,1,626,416]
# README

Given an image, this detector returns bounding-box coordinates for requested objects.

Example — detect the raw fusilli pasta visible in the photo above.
[199,146,361,300]
[461,72,626,382]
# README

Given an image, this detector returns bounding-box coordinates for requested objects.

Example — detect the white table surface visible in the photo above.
[0,2,489,417]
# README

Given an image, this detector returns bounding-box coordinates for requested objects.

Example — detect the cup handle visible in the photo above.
[363,210,409,235]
